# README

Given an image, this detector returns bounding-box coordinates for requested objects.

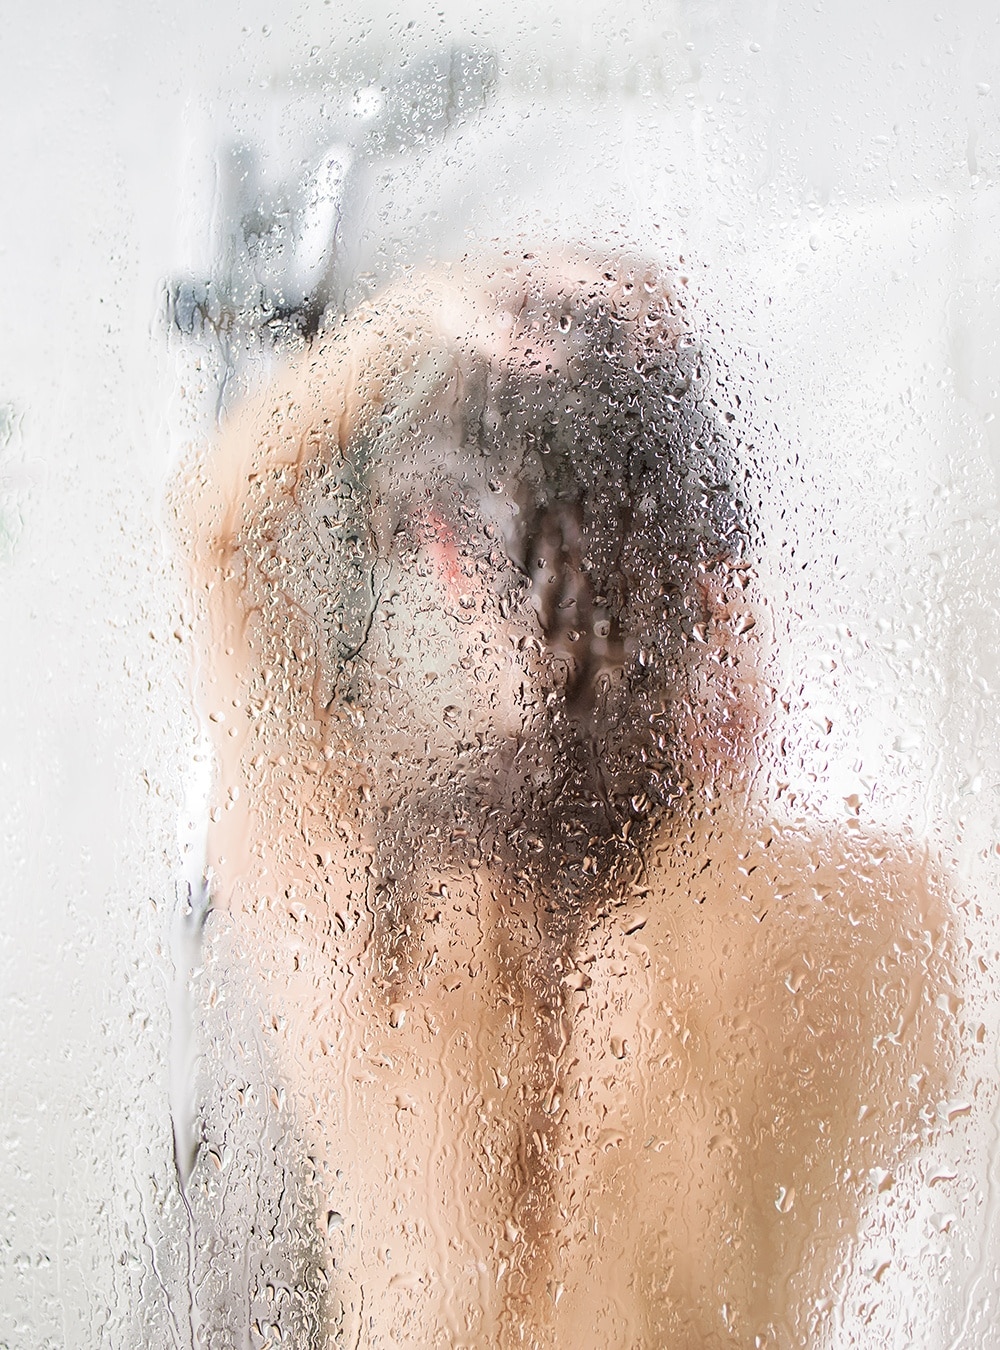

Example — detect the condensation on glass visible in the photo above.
[4,3,1000,1349]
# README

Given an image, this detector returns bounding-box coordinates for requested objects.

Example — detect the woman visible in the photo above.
[182,250,958,1347]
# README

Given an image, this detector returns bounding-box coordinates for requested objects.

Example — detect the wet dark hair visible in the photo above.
[206,251,753,903]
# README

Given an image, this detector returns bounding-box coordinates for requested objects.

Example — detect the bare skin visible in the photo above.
[184,257,959,1347]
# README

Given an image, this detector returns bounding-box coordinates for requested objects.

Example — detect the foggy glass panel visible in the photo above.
[4,2,1000,1347]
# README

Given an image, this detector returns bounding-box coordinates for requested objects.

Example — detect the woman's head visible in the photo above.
[189,249,756,905]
